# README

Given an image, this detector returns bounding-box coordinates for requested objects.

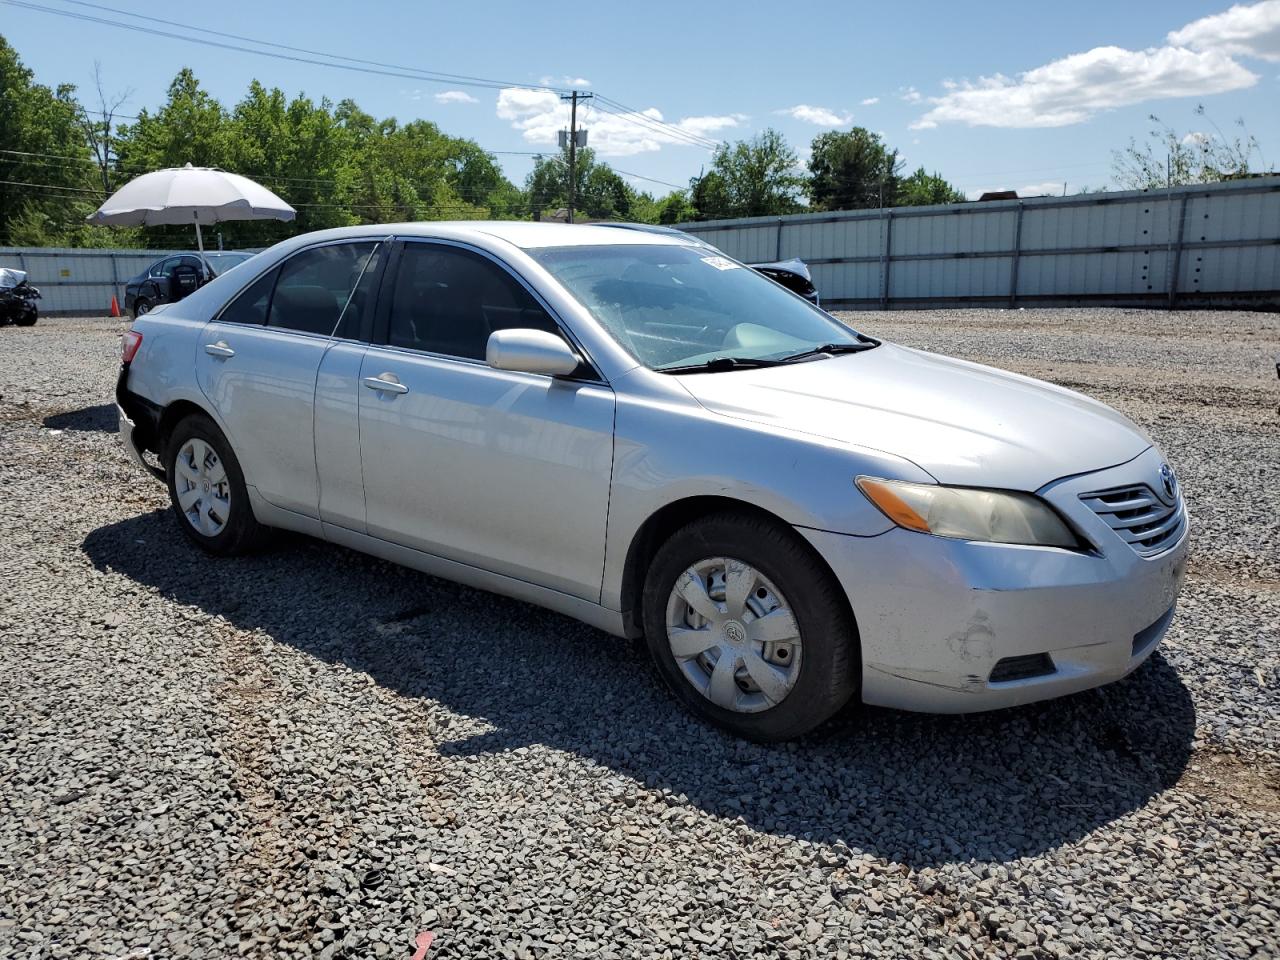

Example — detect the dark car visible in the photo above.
[0,267,40,327]
[596,222,820,305]
[124,251,256,318]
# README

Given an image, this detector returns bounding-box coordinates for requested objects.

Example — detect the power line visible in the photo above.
[6,2,726,155]
[53,0,571,94]
[592,95,721,150]
[610,167,685,190]
[3,0,566,95]
[590,101,720,151]
[0,177,104,195]
[593,94,721,148]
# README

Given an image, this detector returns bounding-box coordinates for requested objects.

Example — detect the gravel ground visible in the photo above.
[1,308,1278,960]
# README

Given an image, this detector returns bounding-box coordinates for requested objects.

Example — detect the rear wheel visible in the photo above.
[164,413,266,555]
[641,512,859,741]
[132,297,152,319]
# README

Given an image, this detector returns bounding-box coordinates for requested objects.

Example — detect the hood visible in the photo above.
[676,343,1150,491]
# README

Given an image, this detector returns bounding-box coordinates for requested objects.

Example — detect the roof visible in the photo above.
[246,220,700,265]
[333,220,696,250]
[474,220,694,249]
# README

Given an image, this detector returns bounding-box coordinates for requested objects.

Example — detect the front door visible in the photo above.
[357,240,615,602]
[195,240,383,518]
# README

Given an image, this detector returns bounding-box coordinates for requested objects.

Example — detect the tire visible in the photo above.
[641,511,859,742]
[163,413,266,555]
[14,308,36,327]
[132,298,152,319]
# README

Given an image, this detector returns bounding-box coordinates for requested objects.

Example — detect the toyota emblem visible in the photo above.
[1159,463,1178,503]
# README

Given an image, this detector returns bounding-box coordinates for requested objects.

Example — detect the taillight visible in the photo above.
[121,329,143,363]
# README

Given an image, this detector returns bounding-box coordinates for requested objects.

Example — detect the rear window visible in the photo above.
[217,267,278,326]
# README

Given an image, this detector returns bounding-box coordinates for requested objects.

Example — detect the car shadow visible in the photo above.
[83,510,1196,867]
[43,403,118,433]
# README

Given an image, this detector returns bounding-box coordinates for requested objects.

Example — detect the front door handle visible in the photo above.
[204,341,235,358]
[363,375,408,395]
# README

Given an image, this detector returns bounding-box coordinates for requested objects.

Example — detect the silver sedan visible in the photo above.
[116,222,1188,741]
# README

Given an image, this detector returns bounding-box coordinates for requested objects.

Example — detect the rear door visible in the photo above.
[356,239,615,601]
[195,240,382,518]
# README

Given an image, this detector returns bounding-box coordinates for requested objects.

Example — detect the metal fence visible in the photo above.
[677,176,1280,310]
[6,177,1278,314]
[0,247,250,315]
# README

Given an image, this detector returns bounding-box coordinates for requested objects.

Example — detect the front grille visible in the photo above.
[1079,484,1185,557]
[989,653,1056,683]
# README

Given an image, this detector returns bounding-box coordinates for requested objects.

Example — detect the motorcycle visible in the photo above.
[0,268,40,327]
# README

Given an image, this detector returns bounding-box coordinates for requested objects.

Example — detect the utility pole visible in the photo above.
[560,89,592,223]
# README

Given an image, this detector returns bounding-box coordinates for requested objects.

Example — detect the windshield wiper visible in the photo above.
[777,339,880,363]
[660,356,788,375]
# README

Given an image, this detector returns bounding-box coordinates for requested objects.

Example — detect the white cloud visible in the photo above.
[900,86,923,103]
[434,90,478,105]
[538,75,593,88]
[496,87,744,156]
[1168,0,1280,62]
[910,44,1257,129]
[777,104,852,126]
[860,96,880,105]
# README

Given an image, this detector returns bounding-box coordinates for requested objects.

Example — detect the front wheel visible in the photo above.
[641,512,860,742]
[14,308,36,327]
[132,297,152,319]
[164,413,266,555]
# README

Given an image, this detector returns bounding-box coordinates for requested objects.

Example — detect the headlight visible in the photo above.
[856,477,1079,548]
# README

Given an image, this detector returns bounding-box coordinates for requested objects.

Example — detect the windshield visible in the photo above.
[529,243,863,370]
[204,252,255,276]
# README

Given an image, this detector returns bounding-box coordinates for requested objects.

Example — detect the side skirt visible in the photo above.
[322,522,630,639]
[244,487,628,639]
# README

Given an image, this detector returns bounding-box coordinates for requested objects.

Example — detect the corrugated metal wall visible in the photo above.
[0,247,253,315]
[0,247,179,314]
[678,176,1280,309]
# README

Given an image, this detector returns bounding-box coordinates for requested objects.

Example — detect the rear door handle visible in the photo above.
[363,375,408,395]
[204,341,235,358]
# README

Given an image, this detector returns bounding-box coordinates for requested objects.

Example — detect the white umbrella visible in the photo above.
[88,163,296,266]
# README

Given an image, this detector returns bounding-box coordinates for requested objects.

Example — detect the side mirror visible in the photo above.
[486,329,581,377]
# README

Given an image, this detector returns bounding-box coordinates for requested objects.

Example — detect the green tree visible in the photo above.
[1,51,530,246]
[691,129,803,220]
[627,189,694,225]
[525,145,633,221]
[807,126,901,211]
[116,68,233,173]
[896,166,966,206]
[1113,106,1266,189]
[0,35,101,245]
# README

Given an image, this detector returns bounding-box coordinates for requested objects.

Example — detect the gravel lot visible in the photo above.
[2,308,1278,960]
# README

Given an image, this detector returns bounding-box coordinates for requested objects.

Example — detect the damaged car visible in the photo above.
[116,222,1187,741]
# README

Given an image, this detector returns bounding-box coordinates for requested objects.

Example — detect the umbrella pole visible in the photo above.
[194,219,211,278]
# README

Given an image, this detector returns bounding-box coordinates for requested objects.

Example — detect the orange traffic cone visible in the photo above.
[110,295,121,318]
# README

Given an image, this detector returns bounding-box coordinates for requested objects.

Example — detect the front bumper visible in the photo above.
[800,448,1189,713]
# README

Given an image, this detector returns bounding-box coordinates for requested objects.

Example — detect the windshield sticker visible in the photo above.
[701,256,740,271]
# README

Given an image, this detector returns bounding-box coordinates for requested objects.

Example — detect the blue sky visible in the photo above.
[4,0,1279,199]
